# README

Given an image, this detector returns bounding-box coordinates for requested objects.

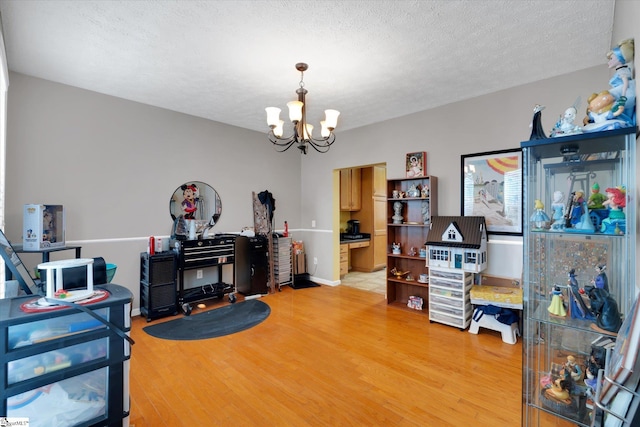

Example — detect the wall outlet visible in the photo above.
[313,257,318,265]
[311,220,316,228]
[196,269,203,279]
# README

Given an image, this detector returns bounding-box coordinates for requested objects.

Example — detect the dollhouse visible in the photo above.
[425,216,488,273]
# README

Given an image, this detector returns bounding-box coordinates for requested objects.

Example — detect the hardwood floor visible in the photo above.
[129,284,523,426]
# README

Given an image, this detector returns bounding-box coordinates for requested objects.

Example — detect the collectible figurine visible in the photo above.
[392,201,404,224]
[600,186,626,234]
[550,191,565,231]
[582,90,627,132]
[548,285,566,317]
[530,199,550,230]
[529,104,548,140]
[592,264,609,292]
[587,182,607,210]
[567,190,595,232]
[392,242,401,254]
[567,269,595,321]
[544,378,572,404]
[589,287,622,333]
[551,105,582,137]
[562,355,583,383]
[606,38,635,126]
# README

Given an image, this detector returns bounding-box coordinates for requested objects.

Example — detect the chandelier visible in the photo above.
[265,63,340,154]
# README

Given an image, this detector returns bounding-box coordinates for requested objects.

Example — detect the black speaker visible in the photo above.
[140,252,177,321]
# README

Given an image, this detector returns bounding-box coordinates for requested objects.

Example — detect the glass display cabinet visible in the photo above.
[521,127,637,426]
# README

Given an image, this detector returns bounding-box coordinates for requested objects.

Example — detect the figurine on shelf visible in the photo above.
[588,287,622,333]
[606,38,635,126]
[562,355,583,383]
[421,199,430,225]
[420,185,429,198]
[600,186,626,234]
[591,264,609,292]
[550,105,582,137]
[548,285,567,317]
[550,191,565,231]
[392,201,404,224]
[392,242,401,255]
[587,182,607,210]
[567,190,595,232]
[530,199,550,230]
[582,90,627,132]
[406,185,420,198]
[529,104,548,140]
[567,269,595,321]
[543,378,572,404]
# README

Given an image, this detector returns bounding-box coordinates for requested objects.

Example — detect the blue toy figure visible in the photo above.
[607,39,635,126]
[567,191,595,233]
[567,269,595,321]
[600,186,626,234]
[550,191,565,231]
[530,199,550,230]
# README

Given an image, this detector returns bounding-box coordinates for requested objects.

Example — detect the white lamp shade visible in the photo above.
[287,101,303,122]
[274,120,284,137]
[324,109,340,129]
[265,107,281,127]
[320,121,330,138]
[303,124,313,140]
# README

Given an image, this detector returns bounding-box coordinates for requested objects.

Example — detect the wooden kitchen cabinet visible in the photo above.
[350,165,387,272]
[340,168,361,211]
[340,244,349,276]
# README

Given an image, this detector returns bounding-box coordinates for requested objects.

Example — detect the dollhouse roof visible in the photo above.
[425,216,487,248]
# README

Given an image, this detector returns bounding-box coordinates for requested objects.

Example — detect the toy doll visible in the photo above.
[550,191,565,230]
[587,182,606,210]
[607,38,635,126]
[181,183,198,219]
[600,186,626,234]
[530,199,550,230]
[568,190,595,232]
[567,269,595,321]
[592,264,609,292]
[551,106,582,137]
[548,285,566,317]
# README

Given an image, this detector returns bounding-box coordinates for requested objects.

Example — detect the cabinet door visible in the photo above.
[340,168,361,211]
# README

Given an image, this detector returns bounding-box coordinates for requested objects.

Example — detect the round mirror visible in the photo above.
[170,181,222,228]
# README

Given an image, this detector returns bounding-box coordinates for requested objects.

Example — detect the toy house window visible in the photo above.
[430,249,449,261]
[465,252,477,264]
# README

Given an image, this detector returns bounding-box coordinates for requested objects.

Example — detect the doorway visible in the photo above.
[336,163,387,295]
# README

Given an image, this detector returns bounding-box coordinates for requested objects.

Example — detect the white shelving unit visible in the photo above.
[273,236,293,289]
[428,267,473,329]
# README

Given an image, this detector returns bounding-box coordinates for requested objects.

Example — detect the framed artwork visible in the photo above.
[461,148,523,236]
[406,152,426,178]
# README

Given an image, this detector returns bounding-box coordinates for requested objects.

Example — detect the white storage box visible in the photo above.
[23,204,65,250]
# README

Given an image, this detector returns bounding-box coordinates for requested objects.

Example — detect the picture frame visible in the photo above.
[406,152,426,178]
[461,148,523,236]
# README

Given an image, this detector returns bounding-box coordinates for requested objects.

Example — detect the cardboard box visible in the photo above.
[23,204,65,250]
[294,252,306,275]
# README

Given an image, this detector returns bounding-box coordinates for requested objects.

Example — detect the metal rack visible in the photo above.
[272,236,293,290]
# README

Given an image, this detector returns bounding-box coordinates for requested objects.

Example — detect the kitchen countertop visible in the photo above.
[340,238,371,244]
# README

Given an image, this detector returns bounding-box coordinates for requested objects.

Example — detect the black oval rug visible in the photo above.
[143,299,270,340]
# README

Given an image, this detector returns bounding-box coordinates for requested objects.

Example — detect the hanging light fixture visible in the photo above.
[265,63,340,154]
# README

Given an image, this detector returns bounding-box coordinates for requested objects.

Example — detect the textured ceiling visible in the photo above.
[0,0,616,133]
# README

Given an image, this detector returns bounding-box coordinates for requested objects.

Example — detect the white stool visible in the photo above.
[469,307,519,344]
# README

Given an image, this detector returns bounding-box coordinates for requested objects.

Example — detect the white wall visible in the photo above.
[298,65,613,282]
[5,73,302,310]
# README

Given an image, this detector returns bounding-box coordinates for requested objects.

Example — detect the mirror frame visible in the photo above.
[170,181,222,226]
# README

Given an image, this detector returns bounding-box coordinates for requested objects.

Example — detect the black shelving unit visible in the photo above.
[140,251,177,322]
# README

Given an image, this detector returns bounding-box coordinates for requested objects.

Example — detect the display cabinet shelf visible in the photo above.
[521,127,637,427]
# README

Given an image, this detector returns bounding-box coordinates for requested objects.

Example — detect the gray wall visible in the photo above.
[5,0,639,312]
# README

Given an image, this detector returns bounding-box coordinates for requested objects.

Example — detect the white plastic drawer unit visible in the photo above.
[429,294,464,308]
[430,311,464,328]
[429,302,471,318]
